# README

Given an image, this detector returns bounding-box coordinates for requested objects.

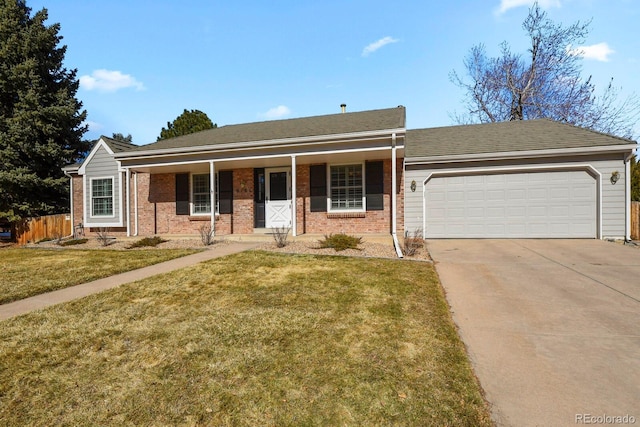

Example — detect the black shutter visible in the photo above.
[175,173,189,215]
[218,170,233,214]
[365,161,384,211]
[310,164,327,212]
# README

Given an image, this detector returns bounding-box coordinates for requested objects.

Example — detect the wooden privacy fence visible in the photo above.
[632,202,640,241]
[14,213,72,245]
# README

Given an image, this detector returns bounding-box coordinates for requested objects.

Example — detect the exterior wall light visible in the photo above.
[610,171,620,184]
[410,180,417,192]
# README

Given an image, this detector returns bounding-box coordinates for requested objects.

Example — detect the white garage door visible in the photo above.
[425,170,597,238]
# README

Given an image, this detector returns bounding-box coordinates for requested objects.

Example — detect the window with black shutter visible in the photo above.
[309,164,327,212]
[218,170,233,214]
[365,161,384,211]
[175,173,190,215]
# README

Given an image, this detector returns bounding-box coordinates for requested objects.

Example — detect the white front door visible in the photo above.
[265,167,292,228]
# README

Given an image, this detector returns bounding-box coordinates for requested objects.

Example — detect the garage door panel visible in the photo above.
[528,188,547,200]
[550,188,569,199]
[425,171,596,238]
[448,191,465,202]
[468,190,485,200]
[488,189,506,200]
[507,189,526,200]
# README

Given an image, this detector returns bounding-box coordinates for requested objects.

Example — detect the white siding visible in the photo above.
[84,146,122,226]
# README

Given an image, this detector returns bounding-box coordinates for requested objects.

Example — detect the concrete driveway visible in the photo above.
[428,239,640,427]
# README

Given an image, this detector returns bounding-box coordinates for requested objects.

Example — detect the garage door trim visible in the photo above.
[421,164,602,239]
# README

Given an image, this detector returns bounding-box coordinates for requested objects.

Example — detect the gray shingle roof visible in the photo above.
[406,119,636,159]
[131,107,406,152]
[100,136,138,153]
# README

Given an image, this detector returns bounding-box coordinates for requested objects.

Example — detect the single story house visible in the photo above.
[63,106,637,249]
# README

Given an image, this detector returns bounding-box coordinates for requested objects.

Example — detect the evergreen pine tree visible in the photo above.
[0,0,89,221]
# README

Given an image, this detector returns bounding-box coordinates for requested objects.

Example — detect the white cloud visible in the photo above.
[83,120,103,131]
[80,69,145,92]
[259,105,291,119]
[496,0,561,15]
[362,36,399,57]
[569,42,615,62]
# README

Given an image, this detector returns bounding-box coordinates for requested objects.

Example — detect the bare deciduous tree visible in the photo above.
[450,2,639,139]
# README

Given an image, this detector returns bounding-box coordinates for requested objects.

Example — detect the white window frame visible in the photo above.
[190,172,220,216]
[328,162,365,212]
[89,176,115,218]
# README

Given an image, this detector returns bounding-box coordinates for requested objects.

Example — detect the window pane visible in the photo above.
[192,174,211,214]
[193,174,210,194]
[92,179,113,198]
[91,178,113,216]
[330,164,363,210]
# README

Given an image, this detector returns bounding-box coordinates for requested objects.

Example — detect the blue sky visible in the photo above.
[28,0,640,144]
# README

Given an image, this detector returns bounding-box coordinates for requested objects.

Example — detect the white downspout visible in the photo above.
[625,150,635,242]
[64,171,74,238]
[134,172,139,236]
[291,155,297,237]
[126,168,131,237]
[210,161,216,235]
[391,133,403,258]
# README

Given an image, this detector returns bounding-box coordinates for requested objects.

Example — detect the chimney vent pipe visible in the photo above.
[340,104,346,113]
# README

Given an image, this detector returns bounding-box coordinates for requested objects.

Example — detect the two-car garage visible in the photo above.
[423,169,597,238]
[404,120,636,240]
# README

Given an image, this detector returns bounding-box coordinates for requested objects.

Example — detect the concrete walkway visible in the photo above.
[428,239,640,427]
[0,242,260,321]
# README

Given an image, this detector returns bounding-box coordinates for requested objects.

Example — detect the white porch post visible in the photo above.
[68,173,74,237]
[126,168,131,237]
[291,155,297,236]
[391,133,397,235]
[625,153,632,241]
[210,161,216,235]
[133,172,139,236]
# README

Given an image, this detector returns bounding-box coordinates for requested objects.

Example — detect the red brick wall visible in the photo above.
[132,172,232,236]
[295,158,404,235]
[71,175,83,231]
[232,168,255,234]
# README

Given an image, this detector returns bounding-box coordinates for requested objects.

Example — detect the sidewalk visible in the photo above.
[0,241,260,321]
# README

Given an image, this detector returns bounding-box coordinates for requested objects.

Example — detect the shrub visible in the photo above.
[59,238,88,247]
[271,226,290,248]
[127,236,167,249]
[403,228,424,257]
[199,225,215,246]
[95,228,112,247]
[317,233,362,252]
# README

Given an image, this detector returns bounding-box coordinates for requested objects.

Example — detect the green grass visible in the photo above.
[0,251,492,426]
[59,238,88,246]
[126,236,168,249]
[0,248,200,304]
[318,233,363,251]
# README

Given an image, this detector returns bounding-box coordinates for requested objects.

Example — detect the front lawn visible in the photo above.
[0,248,200,304]
[0,251,492,426]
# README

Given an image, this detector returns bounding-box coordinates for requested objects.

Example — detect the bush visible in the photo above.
[403,228,424,257]
[127,236,167,249]
[271,226,290,248]
[95,228,112,247]
[59,238,88,247]
[199,225,215,246]
[317,233,362,252]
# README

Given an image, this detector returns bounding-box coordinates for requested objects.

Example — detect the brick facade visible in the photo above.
[70,158,405,238]
[295,158,403,235]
